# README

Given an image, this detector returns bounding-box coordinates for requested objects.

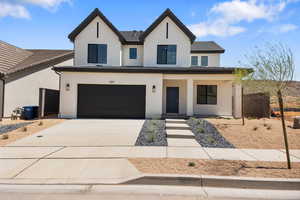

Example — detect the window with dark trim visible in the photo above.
[197,85,217,105]
[88,44,107,64]
[96,22,99,38]
[191,56,198,66]
[201,56,208,66]
[157,45,176,64]
[129,48,137,59]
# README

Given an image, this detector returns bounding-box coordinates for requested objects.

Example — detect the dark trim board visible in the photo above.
[53,66,250,74]
[77,84,146,119]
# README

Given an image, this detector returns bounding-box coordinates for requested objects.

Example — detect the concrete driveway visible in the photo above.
[9,119,144,147]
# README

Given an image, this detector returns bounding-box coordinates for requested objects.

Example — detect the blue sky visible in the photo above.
[0,0,299,80]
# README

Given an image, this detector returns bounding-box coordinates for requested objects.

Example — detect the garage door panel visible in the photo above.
[77,84,146,118]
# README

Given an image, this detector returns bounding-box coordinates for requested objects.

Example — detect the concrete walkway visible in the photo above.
[166,119,200,147]
[1,146,300,161]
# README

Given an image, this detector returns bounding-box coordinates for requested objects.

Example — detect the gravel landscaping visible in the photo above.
[0,122,32,135]
[187,117,234,148]
[135,120,167,146]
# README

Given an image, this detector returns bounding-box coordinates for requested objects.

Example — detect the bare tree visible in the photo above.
[243,42,295,169]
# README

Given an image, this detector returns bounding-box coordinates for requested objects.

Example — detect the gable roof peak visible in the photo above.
[139,8,196,43]
[68,8,126,43]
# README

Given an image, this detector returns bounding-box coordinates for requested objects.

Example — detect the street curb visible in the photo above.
[0,174,299,191]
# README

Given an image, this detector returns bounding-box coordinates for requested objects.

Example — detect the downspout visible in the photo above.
[0,73,5,119]
[53,68,62,118]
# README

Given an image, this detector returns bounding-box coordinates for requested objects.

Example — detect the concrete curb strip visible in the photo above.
[0,174,299,190]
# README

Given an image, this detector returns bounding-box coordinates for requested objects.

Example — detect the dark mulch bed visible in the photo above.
[135,120,167,146]
[0,122,33,135]
[187,118,234,148]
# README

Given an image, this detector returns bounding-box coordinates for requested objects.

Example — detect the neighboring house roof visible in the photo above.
[191,41,225,53]
[68,8,126,44]
[139,8,196,43]
[0,40,73,78]
[120,31,144,44]
[53,66,245,74]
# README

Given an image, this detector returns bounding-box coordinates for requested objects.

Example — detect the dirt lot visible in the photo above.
[206,118,300,149]
[129,158,300,178]
[0,118,65,146]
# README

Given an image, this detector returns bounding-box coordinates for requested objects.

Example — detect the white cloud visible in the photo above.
[0,0,70,19]
[20,0,71,9]
[0,2,30,19]
[189,0,297,38]
[278,23,298,32]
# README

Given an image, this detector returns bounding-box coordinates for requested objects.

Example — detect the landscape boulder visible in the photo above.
[293,116,300,129]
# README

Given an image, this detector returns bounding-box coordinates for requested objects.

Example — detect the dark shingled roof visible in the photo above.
[120,31,143,44]
[191,41,225,53]
[0,40,73,76]
[53,66,245,74]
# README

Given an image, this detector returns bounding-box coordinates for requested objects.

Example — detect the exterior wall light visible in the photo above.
[66,83,70,91]
[152,85,156,93]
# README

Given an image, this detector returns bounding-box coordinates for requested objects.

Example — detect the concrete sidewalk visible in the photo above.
[1,146,299,162]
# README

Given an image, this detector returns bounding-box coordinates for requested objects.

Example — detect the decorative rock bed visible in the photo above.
[187,117,235,148]
[135,120,167,146]
[0,122,33,135]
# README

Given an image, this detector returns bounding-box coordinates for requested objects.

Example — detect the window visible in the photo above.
[88,44,107,64]
[201,56,208,66]
[157,45,176,64]
[166,23,169,39]
[96,22,99,38]
[191,56,198,66]
[197,85,217,105]
[129,48,137,59]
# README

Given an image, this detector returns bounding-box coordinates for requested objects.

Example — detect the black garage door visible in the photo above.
[77,84,146,118]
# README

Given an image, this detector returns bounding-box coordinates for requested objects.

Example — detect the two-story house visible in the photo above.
[54,8,242,119]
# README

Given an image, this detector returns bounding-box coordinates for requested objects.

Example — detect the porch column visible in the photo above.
[186,79,194,116]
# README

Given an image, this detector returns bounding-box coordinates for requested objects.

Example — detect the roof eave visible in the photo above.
[191,50,225,54]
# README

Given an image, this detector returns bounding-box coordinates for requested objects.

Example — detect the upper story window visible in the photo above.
[201,56,208,67]
[191,56,198,66]
[129,48,137,59]
[197,85,217,105]
[88,44,107,64]
[157,45,176,65]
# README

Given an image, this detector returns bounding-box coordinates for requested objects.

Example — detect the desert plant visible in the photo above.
[188,162,196,167]
[206,136,216,144]
[196,127,205,134]
[38,121,43,126]
[1,134,8,140]
[253,126,258,131]
[21,126,27,132]
[266,125,272,130]
[146,131,156,143]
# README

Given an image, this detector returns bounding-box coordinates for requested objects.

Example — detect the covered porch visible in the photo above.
[162,74,242,118]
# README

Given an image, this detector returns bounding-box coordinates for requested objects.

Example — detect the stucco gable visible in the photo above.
[68,8,126,44]
[140,8,196,43]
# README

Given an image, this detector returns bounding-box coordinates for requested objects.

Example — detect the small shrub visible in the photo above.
[248,117,256,120]
[197,127,205,134]
[206,136,217,144]
[38,121,43,126]
[146,131,156,143]
[253,126,258,131]
[266,125,272,130]
[21,126,27,132]
[1,134,9,140]
[188,162,196,167]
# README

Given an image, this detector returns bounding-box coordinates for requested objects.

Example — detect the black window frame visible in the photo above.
[191,56,198,66]
[157,45,177,65]
[87,44,107,64]
[129,48,137,59]
[197,85,217,105]
[201,56,208,67]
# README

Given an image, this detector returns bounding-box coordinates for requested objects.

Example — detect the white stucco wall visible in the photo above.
[3,58,73,117]
[74,16,122,66]
[143,17,191,67]
[59,72,163,118]
[190,53,220,67]
[193,80,233,116]
[122,45,143,66]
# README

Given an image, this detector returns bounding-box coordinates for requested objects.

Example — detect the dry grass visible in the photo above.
[129,158,300,178]
[206,118,300,149]
[0,119,65,146]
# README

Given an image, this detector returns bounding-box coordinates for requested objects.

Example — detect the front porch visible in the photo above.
[162,74,242,118]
